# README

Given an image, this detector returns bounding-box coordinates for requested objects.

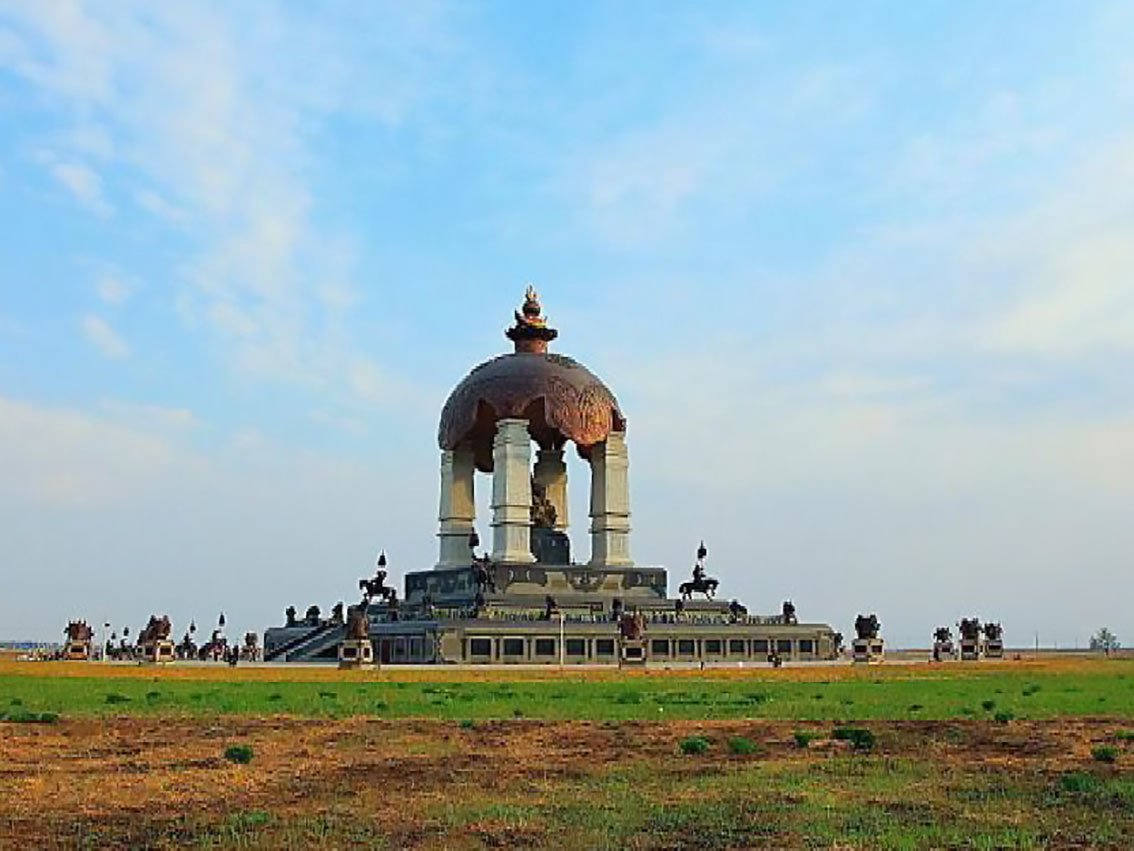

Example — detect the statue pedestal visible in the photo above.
[984,640,1004,659]
[960,639,983,661]
[141,640,175,664]
[852,637,884,664]
[338,639,375,669]
[620,638,646,667]
[932,640,955,661]
[64,640,91,661]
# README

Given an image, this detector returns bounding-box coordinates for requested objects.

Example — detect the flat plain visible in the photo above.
[1,657,1132,848]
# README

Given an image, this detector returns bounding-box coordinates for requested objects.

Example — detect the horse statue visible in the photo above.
[359,552,398,605]
[782,600,797,624]
[64,620,93,642]
[958,618,982,641]
[854,614,881,640]
[138,615,172,645]
[983,622,1003,642]
[678,540,719,600]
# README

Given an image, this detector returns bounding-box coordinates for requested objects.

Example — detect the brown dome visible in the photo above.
[438,351,625,473]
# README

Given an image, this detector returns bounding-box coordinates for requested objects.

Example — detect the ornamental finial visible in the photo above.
[506,285,558,352]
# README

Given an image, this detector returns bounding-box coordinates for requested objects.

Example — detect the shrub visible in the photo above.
[832,727,875,751]
[224,744,254,765]
[267,693,283,702]
[680,736,710,755]
[1,710,58,723]
[1092,746,1119,764]
[794,730,819,749]
[512,708,524,718]
[318,691,337,700]
[981,699,996,712]
[105,693,131,705]
[145,691,161,701]
[9,698,22,706]
[907,704,924,712]
[994,711,1014,724]
[1114,730,1134,742]
[1022,684,1041,697]
[727,736,758,755]
[459,719,475,730]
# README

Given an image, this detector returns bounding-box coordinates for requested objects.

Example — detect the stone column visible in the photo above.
[491,418,536,563]
[532,447,568,531]
[588,430,633,567]
[437,447,476,568]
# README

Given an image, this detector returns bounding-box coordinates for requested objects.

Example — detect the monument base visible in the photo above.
[985,640,1004,659]
[852,638,884,664]
[620,638,647,667]
[338,639,376,669]
[960,639,983,661]
[141,640,175,664]
[65,641,91,661]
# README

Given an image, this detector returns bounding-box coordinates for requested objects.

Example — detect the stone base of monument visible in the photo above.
[64,641,91,661]
[620,639,647,667]
[932,640,955,661]
[338,639,376,669]
[985,640,1004,659]
[852,638,884,664]
[960,639,983,661]
[141,640,175,664]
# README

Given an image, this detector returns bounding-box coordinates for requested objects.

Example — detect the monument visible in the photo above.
[338,605,376,669]
[932,626,955,661]
[137,615,175,664]
[852,614,884,664]
[983,622,1004,659]
[958,618,983,661]
[63,620,93,661]
[265,290,838,665]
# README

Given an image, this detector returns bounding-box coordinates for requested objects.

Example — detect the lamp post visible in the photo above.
[559,609,565,668]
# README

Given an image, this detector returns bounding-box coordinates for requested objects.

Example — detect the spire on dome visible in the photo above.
[506,285,558,353]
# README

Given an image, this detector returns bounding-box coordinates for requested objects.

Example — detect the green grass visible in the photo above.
[3,663,1134,721]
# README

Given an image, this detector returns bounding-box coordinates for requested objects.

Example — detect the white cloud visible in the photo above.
[133,187,186,223]
[95,274,132,305]
[80,314,130,358]
[50,161,112,217]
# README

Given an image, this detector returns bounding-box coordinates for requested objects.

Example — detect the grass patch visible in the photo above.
[105,693,131,705]
[680,736,710,755]
[224,744,254,764]
[727,736,759,755]
[794,730,819,748]
[832,726,875,751]
[981,699,997,711]
[1093,746,1119,763]
[1,710,58,723]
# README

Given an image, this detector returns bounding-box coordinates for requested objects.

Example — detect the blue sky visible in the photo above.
[1,2,1132,647]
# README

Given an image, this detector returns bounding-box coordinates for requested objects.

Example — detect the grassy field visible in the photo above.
[2,658,1133,848]
[2,657,1133,722]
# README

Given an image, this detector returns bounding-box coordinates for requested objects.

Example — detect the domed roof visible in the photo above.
[438,290,625,471]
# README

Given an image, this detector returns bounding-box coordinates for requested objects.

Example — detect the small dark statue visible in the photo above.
[530,478,557,528]
[359,552,397,605]
[934,626,952,644]
[469,531,497,594]
[618,611,647,641]
[285,605,298,627]
[983,622,1003,642]
[678,541,719,600]
[330,602,344,625]
[958,618,982,641]
[728,599,747,623]
[304,605,322,626]
[542,594,558,620]
[854,614,881,640]
[782,600,797,625]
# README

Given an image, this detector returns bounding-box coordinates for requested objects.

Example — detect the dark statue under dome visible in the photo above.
[264,289,837,665]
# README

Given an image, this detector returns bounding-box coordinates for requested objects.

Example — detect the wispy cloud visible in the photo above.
[80,314,129,359]
[50,161,112,217]
[95,273,132,305]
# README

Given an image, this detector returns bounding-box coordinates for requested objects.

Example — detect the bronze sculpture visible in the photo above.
[678,541,719,600]
[854,614,881,640]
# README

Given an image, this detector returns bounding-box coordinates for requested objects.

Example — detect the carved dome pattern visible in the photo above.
[438,352,625,467]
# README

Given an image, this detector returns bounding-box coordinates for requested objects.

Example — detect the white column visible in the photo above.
[588,430,632,567]
[533,447,568,531]
[491,418,536,563]
[437,447,476,567]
